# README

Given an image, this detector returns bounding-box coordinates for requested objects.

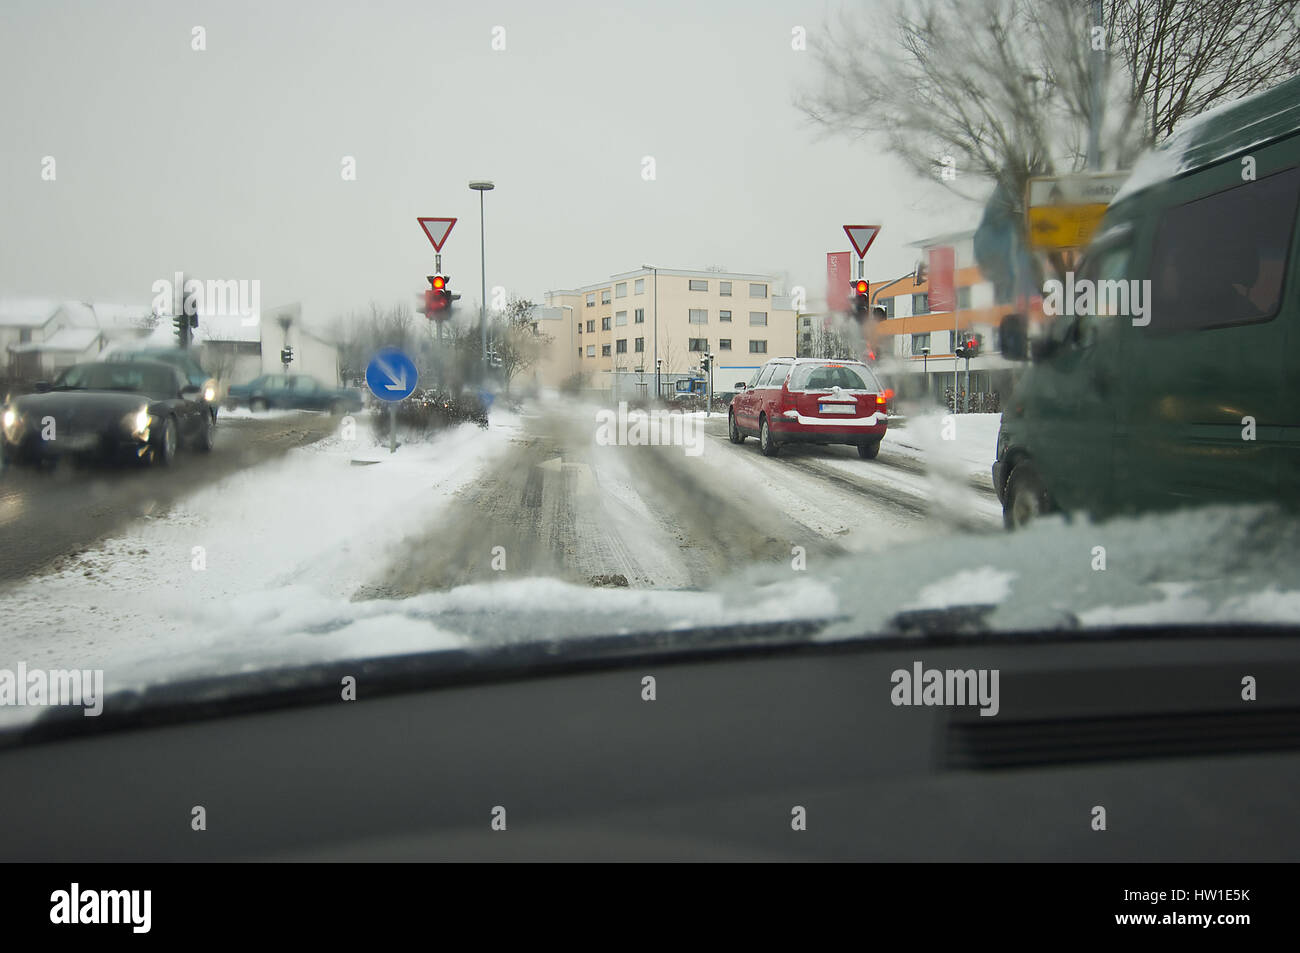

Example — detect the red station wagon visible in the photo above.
[727,357,890,459]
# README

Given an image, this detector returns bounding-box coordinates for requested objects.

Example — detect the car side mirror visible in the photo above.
[999,314,1029,361]
[734,382,746,390]
[33,380,51,393]
[1029,335,1057,362]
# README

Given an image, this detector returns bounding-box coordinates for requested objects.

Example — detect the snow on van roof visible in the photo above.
[1112,75,1300,205]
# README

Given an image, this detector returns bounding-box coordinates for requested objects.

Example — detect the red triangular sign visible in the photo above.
[417,217,457,252]
[843,225,881,259]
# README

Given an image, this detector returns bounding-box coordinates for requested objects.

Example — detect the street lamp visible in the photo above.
[641,264,658,400]
[921,346,930,394]
[561,304,576,379]
[470,180,494,369]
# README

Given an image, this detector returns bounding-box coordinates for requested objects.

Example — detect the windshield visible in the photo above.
[54,363,175,398]
[788,363,878,391]
[1,2,1299,739]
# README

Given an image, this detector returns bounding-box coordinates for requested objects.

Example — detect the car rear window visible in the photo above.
[788,363,878,391]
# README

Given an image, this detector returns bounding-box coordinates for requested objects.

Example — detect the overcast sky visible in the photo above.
[0,0,977,325]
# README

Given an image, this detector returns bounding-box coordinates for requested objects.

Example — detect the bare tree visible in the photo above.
[801,0,1299,268]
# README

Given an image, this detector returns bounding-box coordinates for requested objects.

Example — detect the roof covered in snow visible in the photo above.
[1112,74,1300,206]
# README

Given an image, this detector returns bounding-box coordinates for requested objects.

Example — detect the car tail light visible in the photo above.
[874,393,888,413]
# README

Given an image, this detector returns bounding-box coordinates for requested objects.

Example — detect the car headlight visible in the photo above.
[202,378,218,403]
[123,406,151,438]
[2,406,22,441]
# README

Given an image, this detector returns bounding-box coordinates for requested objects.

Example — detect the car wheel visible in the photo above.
[250,398,269,413]
[194,410,215,452]
[153,416,178,467]
[857,438,881,460]
[1003,460,1051,530]
[759,415,780,457]
[728,410,745,444]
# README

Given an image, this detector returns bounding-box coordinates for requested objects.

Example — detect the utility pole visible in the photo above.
[1087,0,1105,170]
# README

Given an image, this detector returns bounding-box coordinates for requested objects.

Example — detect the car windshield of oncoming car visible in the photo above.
[55,363,177,398]
[789,363,877,392]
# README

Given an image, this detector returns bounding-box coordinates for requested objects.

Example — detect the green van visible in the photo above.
[993,75,1300,529]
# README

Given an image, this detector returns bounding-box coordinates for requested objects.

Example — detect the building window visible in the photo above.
[586,345,595,357]
[719,310,731,322]
[616,338,628,354]
[634,308,644,324]
[688,279,708,292]
[719,281,732,296]
[615,310,628,326]
[912,293,930,315]
[615,282,627,298]
[882,297,896,318]
[601,289,611,305]
[801,316,811,328]
[635,278,645,294]
[749,340,767,354]
[749,283,767,298]
[911,332,931,354]
[586,293,595,308]
[634,337,645,353]
[688,338,708,352]
[602,316,611,331]
[688,309,708,324]
[577,323,582,335]
[601,344,611,357]
[749,311,768,326]
[586,320,595,333]
[719,338,732,350]
[956,286,972,310]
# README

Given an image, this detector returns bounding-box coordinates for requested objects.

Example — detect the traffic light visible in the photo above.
[851,278,870,320]
[955,336,979,359]
[281,346,294,366]
[174,314,189,347]
[700,352,712,374]
[425,274,452,320]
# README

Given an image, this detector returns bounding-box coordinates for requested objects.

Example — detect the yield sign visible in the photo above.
[843,224,881,259]
[417,217,457,252]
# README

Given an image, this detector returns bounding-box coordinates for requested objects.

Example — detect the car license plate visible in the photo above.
[819,403,855,414]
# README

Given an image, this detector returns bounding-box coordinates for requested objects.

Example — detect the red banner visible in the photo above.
[827,252,851,313]
[928,246,956,313]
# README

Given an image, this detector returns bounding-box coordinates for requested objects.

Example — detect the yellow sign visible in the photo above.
[1025,173,1129,251]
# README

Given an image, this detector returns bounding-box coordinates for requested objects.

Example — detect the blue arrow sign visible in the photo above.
[365,348,418,402]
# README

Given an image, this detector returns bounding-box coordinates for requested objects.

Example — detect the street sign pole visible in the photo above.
[365,348,419,456]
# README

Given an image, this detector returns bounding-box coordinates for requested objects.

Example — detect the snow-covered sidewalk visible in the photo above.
[0,414,521,667]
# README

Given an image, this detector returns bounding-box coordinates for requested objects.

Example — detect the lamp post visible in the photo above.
[560,304,576,380]
[921,346,930,395]
[469,181,494,370]
[641,264,658,400]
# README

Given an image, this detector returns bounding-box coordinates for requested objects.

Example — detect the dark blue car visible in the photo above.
[225,374,363,414]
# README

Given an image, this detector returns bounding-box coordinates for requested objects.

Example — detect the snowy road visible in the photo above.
[0,400,1003,666]
[0,411,339,584]
[362,403,1001,595]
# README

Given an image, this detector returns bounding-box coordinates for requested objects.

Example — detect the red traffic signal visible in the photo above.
[854,279,869,296]
[424,274,452,320]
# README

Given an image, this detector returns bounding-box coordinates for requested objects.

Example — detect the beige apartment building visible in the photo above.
[539,267,797,398]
